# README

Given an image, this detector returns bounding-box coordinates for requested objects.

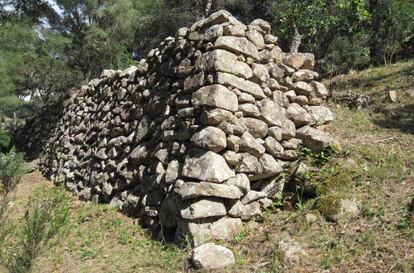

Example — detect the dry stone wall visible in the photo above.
[19,10,335,246]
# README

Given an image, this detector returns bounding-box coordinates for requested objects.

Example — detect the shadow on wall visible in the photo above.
[373,104,414,134]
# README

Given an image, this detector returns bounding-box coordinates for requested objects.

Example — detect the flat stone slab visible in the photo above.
[214,36,260,60]
[175,181,243,200]
[181,198,227,220]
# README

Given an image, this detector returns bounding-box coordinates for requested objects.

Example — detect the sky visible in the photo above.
[45,0,64,15]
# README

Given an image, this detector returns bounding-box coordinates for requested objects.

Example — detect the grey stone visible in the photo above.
[238,92,256,103]
[201,108,235,126]
[252,63,270,83]
[228,200,246,218]
[222,150,242,167]
[242,190,267,204]
[307,106,334,125]
[176,219,211,247]
[188,24,223,41]
[192,84,238,112]
[242,202,263,220]
[182,149,235,183]
[296,126,335,152]
[214,36,260,60]
[311,81,329,98]
[286,103,314,127]
[238,103,261,118]
[192,243,235,270]
[250,19,271,33]
[181,198,227,220]
[210,218,243,241]
[191,126,227,153]
[225,173,250,193]
[294,81,313,96]
[175,181,243,200]
[267,127,282,142]
[239,132,266,157]
[292,69,319,82]
[246,29,265,50]
[235,152,260,173]
[223,24,246,36]
[165,160,180,183]
[216,72,265,99]
[258,99,286,127]
[260,175,285,197]
[196,49,253,79]
[264,136,284,158]
[241,117,268,138]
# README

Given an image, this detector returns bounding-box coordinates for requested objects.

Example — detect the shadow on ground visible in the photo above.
[373,104,414,134]
[330,64,414,93]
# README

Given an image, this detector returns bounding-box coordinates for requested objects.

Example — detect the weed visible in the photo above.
[268,251,281,273]
[235,230,249,243]
[297,144,338,166]
[361,201,385,218]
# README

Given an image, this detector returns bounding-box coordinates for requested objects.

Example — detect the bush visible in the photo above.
[0,128,11,153]
[1,187,70,273]
[0,148,25,196]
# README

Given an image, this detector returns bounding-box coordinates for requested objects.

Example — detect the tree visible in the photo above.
[270,0,370,58]
[368,0,414,64]
[0,20,81,111]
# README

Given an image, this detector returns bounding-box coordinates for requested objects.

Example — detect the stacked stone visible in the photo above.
[23,10,335,246]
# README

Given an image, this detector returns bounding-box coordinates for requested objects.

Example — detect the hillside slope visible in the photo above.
[1,61,413,273]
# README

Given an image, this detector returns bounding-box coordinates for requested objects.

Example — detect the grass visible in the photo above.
[1,60,414,272]
[0,173,187,273]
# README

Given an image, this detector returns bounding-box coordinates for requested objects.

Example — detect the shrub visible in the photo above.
[0,148,25,196]
[0,128,11,152]
[1,187,70,273]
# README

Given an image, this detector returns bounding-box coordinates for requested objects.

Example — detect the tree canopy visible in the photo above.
[0,0,413,118]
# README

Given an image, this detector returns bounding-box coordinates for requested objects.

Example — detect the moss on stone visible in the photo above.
[313,168,354,196]
[314,193,347,221]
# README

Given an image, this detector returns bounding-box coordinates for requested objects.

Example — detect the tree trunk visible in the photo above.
[196,0,213,20]
[290,24,303,54]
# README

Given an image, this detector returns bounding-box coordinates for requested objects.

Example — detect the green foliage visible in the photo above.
[272,0,370,54]
[1,187,70,273]
[0,148,25,195]
[298,145,338,166]
[0,128,11,152]
[369,0,414,64]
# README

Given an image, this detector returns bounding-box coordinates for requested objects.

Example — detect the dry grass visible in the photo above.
[0,172,188,273]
